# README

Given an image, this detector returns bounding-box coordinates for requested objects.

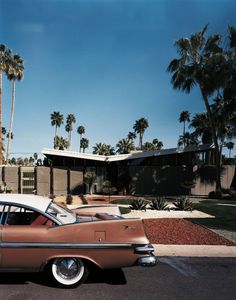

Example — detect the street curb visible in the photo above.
[153,244,236,257]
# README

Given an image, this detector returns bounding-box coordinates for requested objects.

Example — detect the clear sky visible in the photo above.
[0,0,235,157]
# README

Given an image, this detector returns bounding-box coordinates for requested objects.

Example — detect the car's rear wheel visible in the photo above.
[50,257,89,288]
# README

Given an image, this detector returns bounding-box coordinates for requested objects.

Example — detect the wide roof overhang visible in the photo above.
[42,144,215,163]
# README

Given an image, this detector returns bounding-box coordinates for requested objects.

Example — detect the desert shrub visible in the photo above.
[102,180,117,195]
[119,206,131,214]
[79,194,88,205]
[0,183,6,193]
[173,196,194,211]
[84,172,96,194]
[111,199,134,205]
[208,191,216,199]
[66,194,73,205]
[150,197,168,210]
[130,199,147,211]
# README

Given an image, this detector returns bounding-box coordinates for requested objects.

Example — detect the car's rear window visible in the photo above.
[46,202,76,224]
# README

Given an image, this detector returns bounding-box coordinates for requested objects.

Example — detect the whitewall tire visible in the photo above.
[50,257,88,288]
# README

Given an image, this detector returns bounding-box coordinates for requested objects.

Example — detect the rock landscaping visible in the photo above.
[143,218,236,246]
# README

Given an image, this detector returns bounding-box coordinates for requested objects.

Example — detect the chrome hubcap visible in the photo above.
[56,258,80,279]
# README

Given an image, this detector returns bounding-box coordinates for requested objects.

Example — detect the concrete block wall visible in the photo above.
[3,166,19,193]
[129,165,236,196]
[69,167,84,194]
[36,167,51,196]
[52,167,68,195]
[0,165,235,197]
[0,167,3,185]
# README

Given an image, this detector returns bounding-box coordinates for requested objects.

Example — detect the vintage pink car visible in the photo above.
[0,194,156,287]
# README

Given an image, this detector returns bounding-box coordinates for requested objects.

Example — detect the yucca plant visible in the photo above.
[150,197,168,210]
[173,196,194,211]
[130,199,147,211]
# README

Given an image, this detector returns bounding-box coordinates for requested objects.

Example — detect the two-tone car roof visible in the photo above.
[0,194,52,213]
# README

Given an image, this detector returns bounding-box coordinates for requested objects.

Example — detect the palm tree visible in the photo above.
[80,138,89,153]
[211,98,236,162]
[0,44,11,165]
[33,152,38,162]
[190,113,212,144]
[116,138,135,154]
[127,131,136,142]
[152,138,163,150]
[143,142,155,151]
[104,144,115,155]
[5,53,24,164]
[93,143,115,155]
[77,125,85,152]
[54,136,69,150]
[179,111,190,146]
[225,141,234,158]
[50,112,64,149]
[167,25,236,195]
[66,114,76,150]
[178,132,199,148]
[93,142,104,155]
[65,123,72,144]
[133,117,149,149]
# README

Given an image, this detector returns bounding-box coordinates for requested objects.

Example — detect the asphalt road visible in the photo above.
[0,257,236,300]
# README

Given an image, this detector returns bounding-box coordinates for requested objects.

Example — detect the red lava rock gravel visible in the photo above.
[143,218,236,246]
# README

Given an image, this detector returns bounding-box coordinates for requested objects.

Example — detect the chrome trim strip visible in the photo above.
[135,243,155,254]
[0,242,133,249]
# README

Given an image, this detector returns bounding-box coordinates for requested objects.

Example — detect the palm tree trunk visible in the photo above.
[6,80,16,164]
[201,88,222,196]
[183,121,186,147]
[69,130,72,150]
[54,126,57,149]
[0,70,3,165]
[80,134,82,152]
[140,133,143,149]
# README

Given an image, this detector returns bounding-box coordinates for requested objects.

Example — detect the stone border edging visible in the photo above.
[153,244,236,257]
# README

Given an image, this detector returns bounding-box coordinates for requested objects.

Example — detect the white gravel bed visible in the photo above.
[123,209,214,219]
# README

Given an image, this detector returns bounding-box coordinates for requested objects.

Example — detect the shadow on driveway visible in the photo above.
[0,268,127,288]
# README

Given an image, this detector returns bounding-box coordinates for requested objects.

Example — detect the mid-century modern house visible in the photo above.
[0,144,234,196]
[41,144,236,196]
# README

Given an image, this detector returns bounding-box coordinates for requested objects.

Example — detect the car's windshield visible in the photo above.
[46,202,76,224]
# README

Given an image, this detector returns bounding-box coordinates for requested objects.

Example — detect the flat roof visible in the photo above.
[42,144,214,163]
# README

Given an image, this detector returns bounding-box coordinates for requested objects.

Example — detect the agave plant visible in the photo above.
[130,199,147,211]
[150,197,168,210]
[173,196,194,211]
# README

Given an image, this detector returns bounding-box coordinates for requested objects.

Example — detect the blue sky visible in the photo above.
[0,0,235,157]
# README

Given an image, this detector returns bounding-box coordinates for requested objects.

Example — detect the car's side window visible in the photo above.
[0,205,54,226]
[0,204,6,224]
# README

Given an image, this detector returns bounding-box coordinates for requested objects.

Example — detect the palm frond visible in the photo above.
[204,35,222,53]
[175,38,191,56]
[182,78,196,93]
[228,25,236,48]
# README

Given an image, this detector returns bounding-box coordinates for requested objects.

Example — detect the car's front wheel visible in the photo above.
[50,257,89,288]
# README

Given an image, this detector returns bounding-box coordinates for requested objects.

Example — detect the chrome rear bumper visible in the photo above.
[135,243,157,266]
[137,256,157,267]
